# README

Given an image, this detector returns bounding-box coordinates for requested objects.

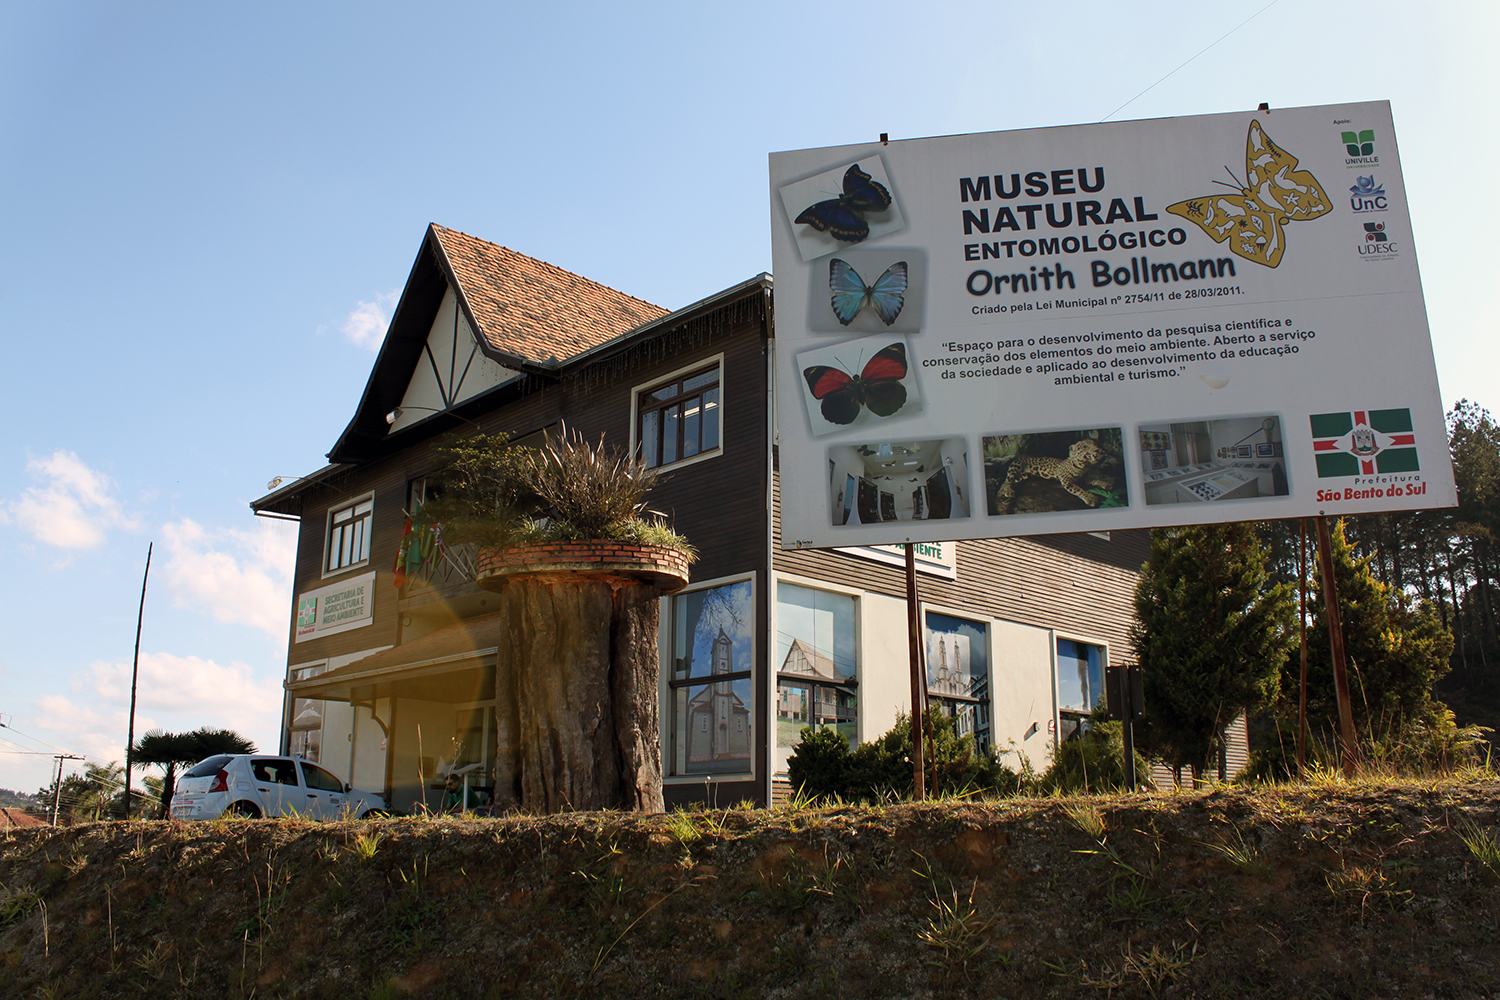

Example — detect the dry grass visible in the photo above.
[0,779,1497,998]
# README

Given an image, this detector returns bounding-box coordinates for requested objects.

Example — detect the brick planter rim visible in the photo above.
[474,540,691,594]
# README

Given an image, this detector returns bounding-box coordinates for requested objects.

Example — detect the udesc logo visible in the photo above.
[1357,220,1399,259]
[1341,127,1379,169]
[1349,175,1388,213]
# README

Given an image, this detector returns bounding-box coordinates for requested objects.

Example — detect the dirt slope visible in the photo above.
[2,780,1498,999]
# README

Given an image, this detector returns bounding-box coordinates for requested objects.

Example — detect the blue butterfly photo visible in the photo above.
[830,258,907,326]
[795,163,892,244]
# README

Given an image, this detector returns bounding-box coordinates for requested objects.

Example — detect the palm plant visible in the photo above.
[420,425,693,553]
[131,727,256,819]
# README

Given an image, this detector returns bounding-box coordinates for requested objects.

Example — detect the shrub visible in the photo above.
[786,711,1019,803]
[1038,719,1150,795]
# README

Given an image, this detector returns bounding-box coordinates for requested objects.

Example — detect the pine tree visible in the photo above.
[1290,519,1453,739]
[1130,523,1294,778]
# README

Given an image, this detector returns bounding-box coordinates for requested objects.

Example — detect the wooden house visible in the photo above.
[253,223,1230,811]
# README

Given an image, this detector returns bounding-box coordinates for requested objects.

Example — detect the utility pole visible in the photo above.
[50,754,84,827]
[124,543,152,819]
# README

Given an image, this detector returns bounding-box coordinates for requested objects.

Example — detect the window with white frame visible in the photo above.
[775,583,857,750]
[325,495,373,574]
[664,578,754,776]
[634,361,720,469]
[925,611,990,752]
[1056,636,1106,743]
[288,664,327,762]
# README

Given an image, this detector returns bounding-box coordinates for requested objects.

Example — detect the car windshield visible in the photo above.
[184,755,233,778]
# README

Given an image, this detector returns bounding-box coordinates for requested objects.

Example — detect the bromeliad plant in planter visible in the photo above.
[418,427,695,815]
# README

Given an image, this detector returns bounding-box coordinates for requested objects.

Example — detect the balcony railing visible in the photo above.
[398,535,479,596]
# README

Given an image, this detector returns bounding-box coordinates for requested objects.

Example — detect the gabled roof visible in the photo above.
[779,638,842,682]
[430,225,668,365]
[326,224,668,464]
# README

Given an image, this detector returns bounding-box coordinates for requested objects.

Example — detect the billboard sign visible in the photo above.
[769,102,1454,549]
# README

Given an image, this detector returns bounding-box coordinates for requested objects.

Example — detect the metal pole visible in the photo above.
[1120,664,1138,790]
[1314,516,1359,776]
[1297,519,1309,777]
[123,543,152,820]
[904,544,926,801]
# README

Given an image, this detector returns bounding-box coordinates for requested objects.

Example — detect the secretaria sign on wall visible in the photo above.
[295,571,376,642]
[768,101,1455,550]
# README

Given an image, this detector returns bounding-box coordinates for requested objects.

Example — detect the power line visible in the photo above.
[1099,0,1281,123]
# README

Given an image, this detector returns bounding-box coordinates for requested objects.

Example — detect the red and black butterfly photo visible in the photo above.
[802,341,910,426]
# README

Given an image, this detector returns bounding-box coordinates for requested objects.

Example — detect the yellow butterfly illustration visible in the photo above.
[1166,120,1332,268]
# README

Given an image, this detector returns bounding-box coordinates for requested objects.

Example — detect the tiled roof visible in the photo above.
[430,224,668,366]
[0,807,45,828]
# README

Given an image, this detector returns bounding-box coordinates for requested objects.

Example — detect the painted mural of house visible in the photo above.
[251,223,1243,811]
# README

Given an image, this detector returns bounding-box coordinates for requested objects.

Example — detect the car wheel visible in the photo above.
[227,801,261,819]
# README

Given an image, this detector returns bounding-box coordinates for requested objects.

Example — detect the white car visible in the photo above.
[170,754,388,820]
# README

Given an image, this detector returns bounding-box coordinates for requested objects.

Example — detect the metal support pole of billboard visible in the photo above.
[123,542,152,820]
[904,544,926,802]
[1314,516,1359,777]
[1297,519,1309,778]
[1121,666,1137,790]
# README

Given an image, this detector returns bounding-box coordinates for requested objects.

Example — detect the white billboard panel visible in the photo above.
[769,102,1455,549]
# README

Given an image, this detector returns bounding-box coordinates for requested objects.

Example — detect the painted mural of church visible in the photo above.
[686,628,752,765]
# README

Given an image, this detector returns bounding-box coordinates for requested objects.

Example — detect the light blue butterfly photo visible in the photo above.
[830,258,907,326]
[807,247,926,335]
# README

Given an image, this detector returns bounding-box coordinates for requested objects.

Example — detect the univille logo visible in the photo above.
[1341,129,1379,169]
[1349,175,1387,213]
[1310,409,1418,477]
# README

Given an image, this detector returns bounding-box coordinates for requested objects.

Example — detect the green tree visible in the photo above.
[1131,523,1294,780]
[1448,400,1500,676]
[1292,519,1454,741]
[131,727,256,819]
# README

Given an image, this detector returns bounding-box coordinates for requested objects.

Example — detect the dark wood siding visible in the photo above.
[281,287,776,798]
[770,452,1148,663]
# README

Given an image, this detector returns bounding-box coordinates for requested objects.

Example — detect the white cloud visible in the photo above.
[341,289,399,351]
[2,450,138,550]
[74,651,283,741]
[160,516,298,641]
[30,693,138,770]
[8,651,285,786]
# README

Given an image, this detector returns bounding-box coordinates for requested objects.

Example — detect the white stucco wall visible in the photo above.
[989,621,1057,775]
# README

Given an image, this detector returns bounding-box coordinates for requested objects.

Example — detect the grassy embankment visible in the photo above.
[2,776,1499,999]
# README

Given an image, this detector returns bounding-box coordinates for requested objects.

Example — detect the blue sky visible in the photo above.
[1,1,1494,794]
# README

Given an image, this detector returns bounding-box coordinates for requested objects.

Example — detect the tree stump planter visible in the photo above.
[476,541,690,814]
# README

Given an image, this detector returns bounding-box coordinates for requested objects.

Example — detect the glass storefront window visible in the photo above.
[775,583,857,750]
[1056,637,1106,742]
[666,579,754,775]
[925,612,990,751]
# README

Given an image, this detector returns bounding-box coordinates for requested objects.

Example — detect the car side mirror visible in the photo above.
[345,783,352,793]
